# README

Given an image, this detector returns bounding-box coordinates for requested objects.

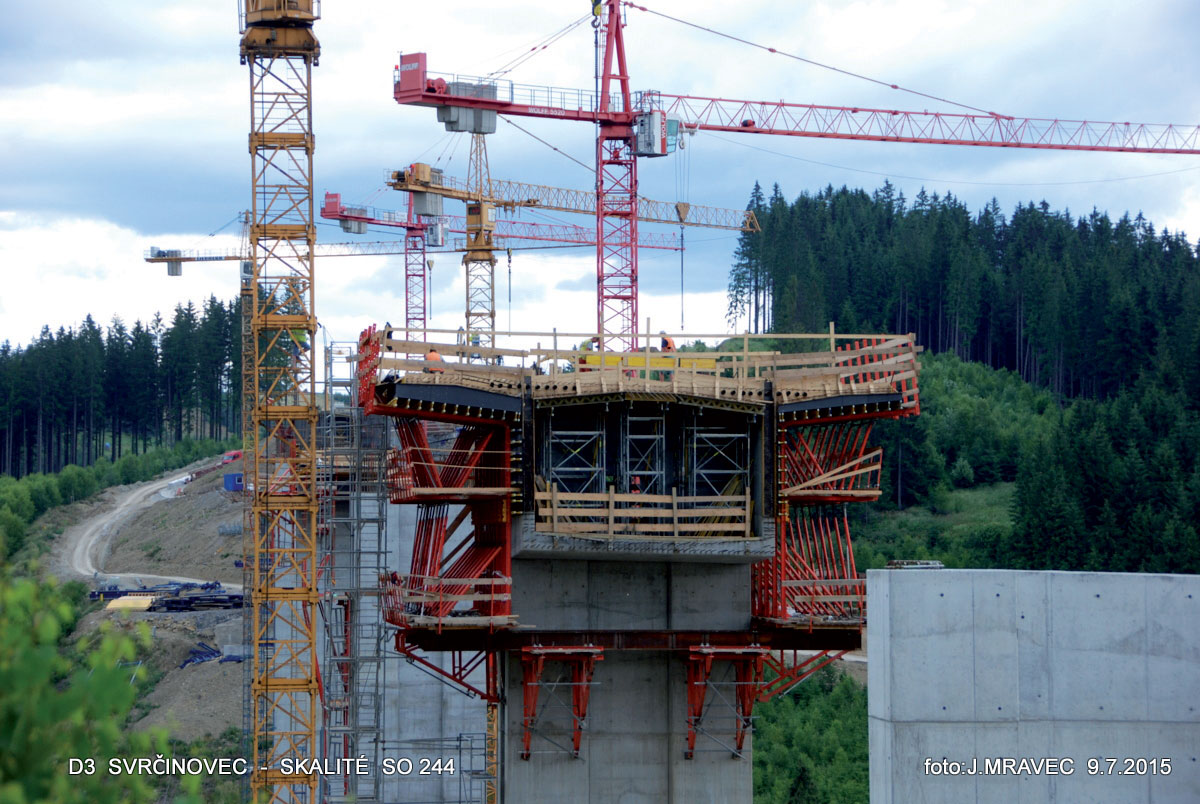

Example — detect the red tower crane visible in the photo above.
[379,0,1200,770]
[394,0,1200,351]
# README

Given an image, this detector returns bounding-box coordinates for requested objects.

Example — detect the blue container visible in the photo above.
[223,473,244,492]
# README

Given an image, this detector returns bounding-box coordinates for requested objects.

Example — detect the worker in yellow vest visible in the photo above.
[577,337,599,372]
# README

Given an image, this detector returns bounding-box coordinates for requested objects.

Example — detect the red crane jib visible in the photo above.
[395,52,1200,155]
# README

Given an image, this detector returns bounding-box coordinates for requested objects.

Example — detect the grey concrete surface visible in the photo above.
[382,503,487,804]
[504,557,753,803]
[502,651,751,804]
[868,569,1200,804]
[512,557,751,632]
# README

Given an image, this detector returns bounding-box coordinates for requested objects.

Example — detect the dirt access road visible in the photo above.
[61,463,242,592]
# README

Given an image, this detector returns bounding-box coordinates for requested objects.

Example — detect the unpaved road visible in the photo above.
[61,465,242,592]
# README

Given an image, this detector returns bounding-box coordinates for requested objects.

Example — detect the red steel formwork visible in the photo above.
[519,646,604,760]
[358,326,514,706]
[357,328,919,763]
[754,337,920,626]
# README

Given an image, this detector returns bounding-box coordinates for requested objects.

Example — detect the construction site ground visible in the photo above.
[74,606,245,743]
[100,467,244,586]
[48,458,247,743]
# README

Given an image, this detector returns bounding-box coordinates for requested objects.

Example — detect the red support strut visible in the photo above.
[685,646,766,759]
[519,646,604,759]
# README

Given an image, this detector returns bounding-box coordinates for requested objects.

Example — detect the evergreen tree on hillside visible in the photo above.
[0,298,240,479]
[731,182,1200,399]
[728,182,766,331]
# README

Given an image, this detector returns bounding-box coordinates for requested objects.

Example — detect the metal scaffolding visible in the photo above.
[622,413,666,495]
[543,418,605,495]
[686,426,749,498]
[383,735,495,804]
[318,344,390,802]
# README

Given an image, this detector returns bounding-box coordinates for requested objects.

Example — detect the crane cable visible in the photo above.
[674,122,692,329]
[705,130,1200,188]
[484,14,592,79]
[623,2,1006,118]
[500,117,592,172]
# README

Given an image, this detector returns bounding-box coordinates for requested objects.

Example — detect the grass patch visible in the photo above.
[852,482,1014,569]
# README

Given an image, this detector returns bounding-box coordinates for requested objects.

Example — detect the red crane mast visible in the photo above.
[394,0,1200,349]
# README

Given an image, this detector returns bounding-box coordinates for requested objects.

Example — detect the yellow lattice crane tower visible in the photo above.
[239,2,320,802]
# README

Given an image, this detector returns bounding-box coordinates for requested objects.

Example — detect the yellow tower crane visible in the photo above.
[239,2,320,802]
[390,158,758,354]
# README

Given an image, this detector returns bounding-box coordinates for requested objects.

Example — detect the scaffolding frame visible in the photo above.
[383,734,495,804]
[622,413,666,495]
[544,425,605,495]
[318,357,390,803]
[686,426,749,499]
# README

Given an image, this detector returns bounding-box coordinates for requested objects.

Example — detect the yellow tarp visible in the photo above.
[106,596,155,611]
[577,355,717,370]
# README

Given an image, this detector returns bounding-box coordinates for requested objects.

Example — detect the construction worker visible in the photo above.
[289,329,311,361]
[577,336,599,372]
[424,348,445,373]
[659,331,676,381]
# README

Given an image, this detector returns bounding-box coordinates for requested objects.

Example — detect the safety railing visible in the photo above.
[408,70,637,115]
[533,484,752,540]
[782,578,865,621]
[357,327,921,409]
[380,573,514,629]
[384,445,512,503]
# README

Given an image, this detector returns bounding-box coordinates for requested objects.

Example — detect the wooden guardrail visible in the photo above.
[533,486,752,540]
[380,574,513,627]
[782,578,866,609]
[357,327,921,408]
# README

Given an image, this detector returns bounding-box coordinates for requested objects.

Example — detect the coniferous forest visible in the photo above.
[729,181,1200,397]
[740,183,1200,804]
[0,296,241,478]
[729,182,1200,577]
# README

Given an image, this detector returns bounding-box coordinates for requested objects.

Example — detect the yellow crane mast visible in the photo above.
[239,2,320,802]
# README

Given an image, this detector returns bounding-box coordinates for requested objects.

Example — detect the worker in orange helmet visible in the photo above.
[659,331,676,381]
[424,348,445,373]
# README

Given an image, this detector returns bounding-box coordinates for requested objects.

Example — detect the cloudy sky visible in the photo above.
[3,0,1199,352]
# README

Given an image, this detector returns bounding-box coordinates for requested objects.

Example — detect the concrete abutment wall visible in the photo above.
[868,569,1200,803]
